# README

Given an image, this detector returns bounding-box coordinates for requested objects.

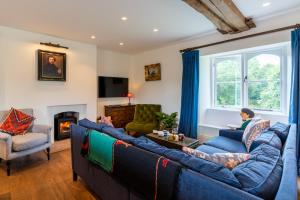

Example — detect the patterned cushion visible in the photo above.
[242,119,270,152]
[183,147,250,169]
[0,108,35,136]
[98,116,114,127]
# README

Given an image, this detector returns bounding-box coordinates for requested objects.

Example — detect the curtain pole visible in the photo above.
[180,24,300,53]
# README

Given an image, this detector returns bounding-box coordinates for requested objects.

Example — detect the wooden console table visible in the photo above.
[104,104,136,128]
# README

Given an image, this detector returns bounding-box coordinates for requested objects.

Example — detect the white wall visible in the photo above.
[130,46,182,114]
[130,9,300,137]
[0,26,97,130]
[97,49,133,115]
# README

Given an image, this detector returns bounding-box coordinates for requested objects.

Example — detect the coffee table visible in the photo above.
[146,133,200,150]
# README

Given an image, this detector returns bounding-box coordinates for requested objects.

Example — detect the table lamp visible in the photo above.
[127,92,133,105]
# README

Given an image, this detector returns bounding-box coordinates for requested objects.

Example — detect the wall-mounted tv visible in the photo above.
[98,76,128,98]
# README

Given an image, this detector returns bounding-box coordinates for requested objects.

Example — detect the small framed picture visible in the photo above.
[145,63,161,81]
[38,49,66,81]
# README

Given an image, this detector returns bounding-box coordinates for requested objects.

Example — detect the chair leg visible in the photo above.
[73,171,78,181]
[0,158,2,163]
[7,160,11,176]
[46,148,50,161]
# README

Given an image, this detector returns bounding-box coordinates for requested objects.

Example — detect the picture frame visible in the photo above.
[38,49,66,81]
[144,63,161,81]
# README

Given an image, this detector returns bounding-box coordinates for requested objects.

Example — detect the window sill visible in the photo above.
[198,123,226,129]
[208,107,288,117]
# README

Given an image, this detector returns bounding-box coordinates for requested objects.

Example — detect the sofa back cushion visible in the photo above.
[132,137,241,188]
[269,122,291,144]
[249,130,282,152]
[232,144,283,200]
[242,119,270,152]
[78,118,135,143]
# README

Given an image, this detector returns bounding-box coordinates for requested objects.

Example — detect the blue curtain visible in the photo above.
[179,50,199,139]
[289,28,300,161]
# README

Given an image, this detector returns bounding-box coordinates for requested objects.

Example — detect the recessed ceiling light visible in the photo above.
[121,17,128,21]
[153,28,159,32]
[90,35,96,39]
[262,2,271,7]
[119,42,124,46]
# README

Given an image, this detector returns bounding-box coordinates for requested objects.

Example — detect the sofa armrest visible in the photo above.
[0,132,12,160]
[31,124,52,142]
[219,129,244,142]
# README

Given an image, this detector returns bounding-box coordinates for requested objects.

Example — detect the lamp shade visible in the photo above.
[127,92,134,98]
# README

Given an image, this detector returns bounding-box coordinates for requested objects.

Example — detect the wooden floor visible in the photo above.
[0,150,96,200]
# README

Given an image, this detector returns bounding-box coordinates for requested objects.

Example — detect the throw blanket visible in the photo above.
[113,141,181,200]
[81,129,117,172]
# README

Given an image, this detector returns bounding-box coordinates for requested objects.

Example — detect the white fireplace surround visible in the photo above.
[47,104,87,142]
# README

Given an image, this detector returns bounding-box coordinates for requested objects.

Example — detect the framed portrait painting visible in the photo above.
[145,63,161,81]
[38,49,66,81]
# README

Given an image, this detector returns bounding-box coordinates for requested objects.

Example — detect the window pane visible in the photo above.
[216,82,241,107]
[247,53,281,110]
[248,54,280,81]
[214,57,241,107]
[248,81,280,110]
[215,58,241,82]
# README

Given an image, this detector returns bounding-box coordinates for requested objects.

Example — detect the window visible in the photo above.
[212,46,286,112]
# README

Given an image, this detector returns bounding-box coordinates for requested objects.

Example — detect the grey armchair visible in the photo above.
[0,109,52,176]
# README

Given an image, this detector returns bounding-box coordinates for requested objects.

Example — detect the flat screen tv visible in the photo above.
[98,76,128,98]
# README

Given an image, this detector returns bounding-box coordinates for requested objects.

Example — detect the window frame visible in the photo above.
[211,46,287,113]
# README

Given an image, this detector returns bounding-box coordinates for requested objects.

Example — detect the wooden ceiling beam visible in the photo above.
[183,0,256,34]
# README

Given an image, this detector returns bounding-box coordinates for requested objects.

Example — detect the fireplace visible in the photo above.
[54,111,79,141]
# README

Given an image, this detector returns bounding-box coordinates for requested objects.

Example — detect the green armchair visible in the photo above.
[125,104,161,136]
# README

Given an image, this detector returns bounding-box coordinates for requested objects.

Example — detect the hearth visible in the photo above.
[54,111,79,141]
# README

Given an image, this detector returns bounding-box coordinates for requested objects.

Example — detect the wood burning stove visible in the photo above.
[54,111,79,141]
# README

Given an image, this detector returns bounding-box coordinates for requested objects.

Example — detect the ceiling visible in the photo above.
[0,0,299,54]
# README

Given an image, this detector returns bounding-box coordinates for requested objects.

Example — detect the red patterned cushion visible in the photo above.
[0,108,35,135]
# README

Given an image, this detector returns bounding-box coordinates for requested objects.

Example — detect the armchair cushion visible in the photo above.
[31,124,52,142]
[12,133,48,152]
[126,122,157,134]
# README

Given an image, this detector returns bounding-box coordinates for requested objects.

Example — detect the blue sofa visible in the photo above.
[71,119,297,200]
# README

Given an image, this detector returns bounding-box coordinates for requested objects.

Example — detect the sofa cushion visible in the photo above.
[0,108,35,136]
[98,116,114,127]
[204,136,247,153]
[249,130,282,152]
[269,122,290,143]
[78,118,135,143]
[12,132,48,151]
[242,119,270,152]
[232,144,283,200]
[125,122,157,134]
[132,137,241,188]
[196,144,229,154]
[183,147,250,169]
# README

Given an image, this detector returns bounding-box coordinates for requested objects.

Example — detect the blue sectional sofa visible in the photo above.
[71,119,297,200]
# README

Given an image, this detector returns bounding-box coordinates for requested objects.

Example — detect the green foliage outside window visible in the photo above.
[214,53,281,111]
